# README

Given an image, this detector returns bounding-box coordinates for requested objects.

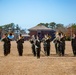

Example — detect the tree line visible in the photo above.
[0,22,76,40]
[0,23,26,34]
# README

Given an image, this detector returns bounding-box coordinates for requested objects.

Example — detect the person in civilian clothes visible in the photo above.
[71,33,76,56]
[30,35,36,56]
[35,36,41,58]
[16,34,24,56]
[1,33,11,56]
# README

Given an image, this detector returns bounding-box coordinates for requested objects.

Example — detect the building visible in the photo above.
[28,25,55,40]
[22,34,30,41]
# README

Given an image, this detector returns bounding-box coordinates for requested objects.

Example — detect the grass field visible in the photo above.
[0,41,76,75]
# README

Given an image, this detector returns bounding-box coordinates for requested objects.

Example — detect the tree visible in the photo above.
[55,23,67,33]
[37,23,49,28]
[56,23,64,28]
[15,24,20,34]
[72,23,76,33]
[49,22,56,29]
[45,23,49,28]
[39,23,45,25]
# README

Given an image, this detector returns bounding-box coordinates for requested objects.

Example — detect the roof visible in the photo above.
[55,27,67,33]
[28,25,52,31]
[22,34,30,37]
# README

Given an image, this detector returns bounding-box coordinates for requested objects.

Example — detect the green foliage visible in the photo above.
[45,23,49,27]
[72,23,76,28]
[38,22,64,29]
[37,23,49,27]
[49,22,56,29]
[0,23,21,34]
[0,26,2,29]
[56,23,64,28]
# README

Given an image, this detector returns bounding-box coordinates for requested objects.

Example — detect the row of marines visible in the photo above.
[30,32,65,58]
[1,33,24,56]
[1,32,76,58]
[30,32,76,58]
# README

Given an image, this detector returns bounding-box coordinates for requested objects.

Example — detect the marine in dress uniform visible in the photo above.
[16,34,24,56]
[60,34,66,56]
[53,32,59,54]
[46,34,51,56]
[1,33,11,56]
[71,33,76,56]
[35,36,41,58]
[30,35,36,56]
[57,32,65,56]
[7,33,14,54]
[42,35,48,55]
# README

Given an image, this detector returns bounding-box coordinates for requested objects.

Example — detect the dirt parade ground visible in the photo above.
[0,41,76,75]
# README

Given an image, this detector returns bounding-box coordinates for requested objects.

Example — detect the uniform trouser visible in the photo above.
[8,44,11,54]
[58,44,65,56]
[44,47,47,54]
[47,47,50,56]
[18,48,23,56]
[61,49,65,56]
[4,45,8,56]
[72,46,76,56]
[36,48,40,58]
[32,46,36,56]
[58,44,62,56]
[4,48,8,56]
[55,43,58,54]
[73,50,76,56]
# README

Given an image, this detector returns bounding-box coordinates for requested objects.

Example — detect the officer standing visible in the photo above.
[16,34,24,56]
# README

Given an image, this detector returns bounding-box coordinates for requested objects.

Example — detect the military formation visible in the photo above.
[1,33,24,56]
[1,31,76,58]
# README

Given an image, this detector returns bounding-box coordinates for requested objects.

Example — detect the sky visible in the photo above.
[0,0,76,29]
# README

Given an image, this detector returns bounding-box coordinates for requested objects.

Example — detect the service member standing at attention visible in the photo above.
[1,33,11,56]
[16,34,24,56]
